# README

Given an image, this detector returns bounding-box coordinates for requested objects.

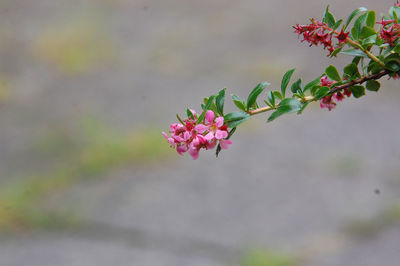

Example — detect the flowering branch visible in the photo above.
[248,69,390,116]
[162,2,400,159]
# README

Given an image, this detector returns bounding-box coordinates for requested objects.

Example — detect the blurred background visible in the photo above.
[0,0,399,265]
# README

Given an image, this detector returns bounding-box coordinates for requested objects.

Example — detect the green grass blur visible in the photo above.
[0,118,170,231]
[241,249,298,266]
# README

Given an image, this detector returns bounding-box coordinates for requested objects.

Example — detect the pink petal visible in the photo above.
[191,137,200,148]
[168,138,175,146]
[206,139,217,149]
[176,145,188,155]
[172,135,184,143]
[184,131,191,141]
[215,117,224,127]
[162,132,169,140]
[219,139,232,150]
[205,110,215,124]
[197,134,207,144]
[215,129,228,140]
[188,147,199,160]
[194,124,208,134]
[170,123,179,131]
[205,132,215,141]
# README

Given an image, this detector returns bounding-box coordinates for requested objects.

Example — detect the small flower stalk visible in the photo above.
[163,2,400,159]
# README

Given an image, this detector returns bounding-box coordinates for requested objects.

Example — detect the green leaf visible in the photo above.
[393,44,400,54]
[352,56,362,65]
[384,53,400,72]
[343,63,361,80]
[351,12,368,40]
[281,68,295,97]
[314,86,330,100]
[196,95,216,124]
[272,91,283,100]
[325,65,342,81]
[267,91,275,107]
[186,108,195,120]
[264,100,274,109]
[332,19,343,30]
[385,61,400,72]
[297,102,310,115]
[324,6,336,28]
[341,49,368,58]
[267,98,302,122]
[232,94,247,111]
[224,111,251,128]
[215,88,226,116]
[247,82,270,110]
[360,26,377,39]
[291,78,303,93]
[330,46,343,58]
[394,6,400,22]
[366,11,376,28]
[344,7,367,30]
[367,61,383,74]
[366,80,380,91]
[224,111,249,121]
[390,6,400,22]
[350,85,365,98]
[304,76,322,92]
[362,34,377,48]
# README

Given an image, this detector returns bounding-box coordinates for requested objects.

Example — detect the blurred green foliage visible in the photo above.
[0,118,170,231]
[33,18,115,74]
[241,249,297,266]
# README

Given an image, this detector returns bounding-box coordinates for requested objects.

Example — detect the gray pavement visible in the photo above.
[0,0,399,265]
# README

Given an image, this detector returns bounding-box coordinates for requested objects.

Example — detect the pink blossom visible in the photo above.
[320,76,334,87]
[162,109,232,159]
[219,139,233,149]
[204,110,229,141]
[320,95,336,111]
[334,92,344,102]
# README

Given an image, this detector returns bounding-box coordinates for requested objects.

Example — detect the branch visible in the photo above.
[248,70,390,116]
[330,69,390,94]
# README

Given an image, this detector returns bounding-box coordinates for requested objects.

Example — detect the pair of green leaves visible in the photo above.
[227,82,271,128]
[224,111,251,128]
[349,81,380,98]
[267,98,302,122]
[351,10,376,40]
[323,6,343,30]
[232,82,271,112]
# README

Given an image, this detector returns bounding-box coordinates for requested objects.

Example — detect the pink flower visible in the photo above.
[219,139,233,149]
[204,110,229,141]
[320,95,336,111]
[162,109,232,159]
[320,76,334,87]
[334,92,344,102]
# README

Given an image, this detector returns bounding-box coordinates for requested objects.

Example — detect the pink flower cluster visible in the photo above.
[293,19,349,56]
[319,76,352,111]
[162,110,232,159]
